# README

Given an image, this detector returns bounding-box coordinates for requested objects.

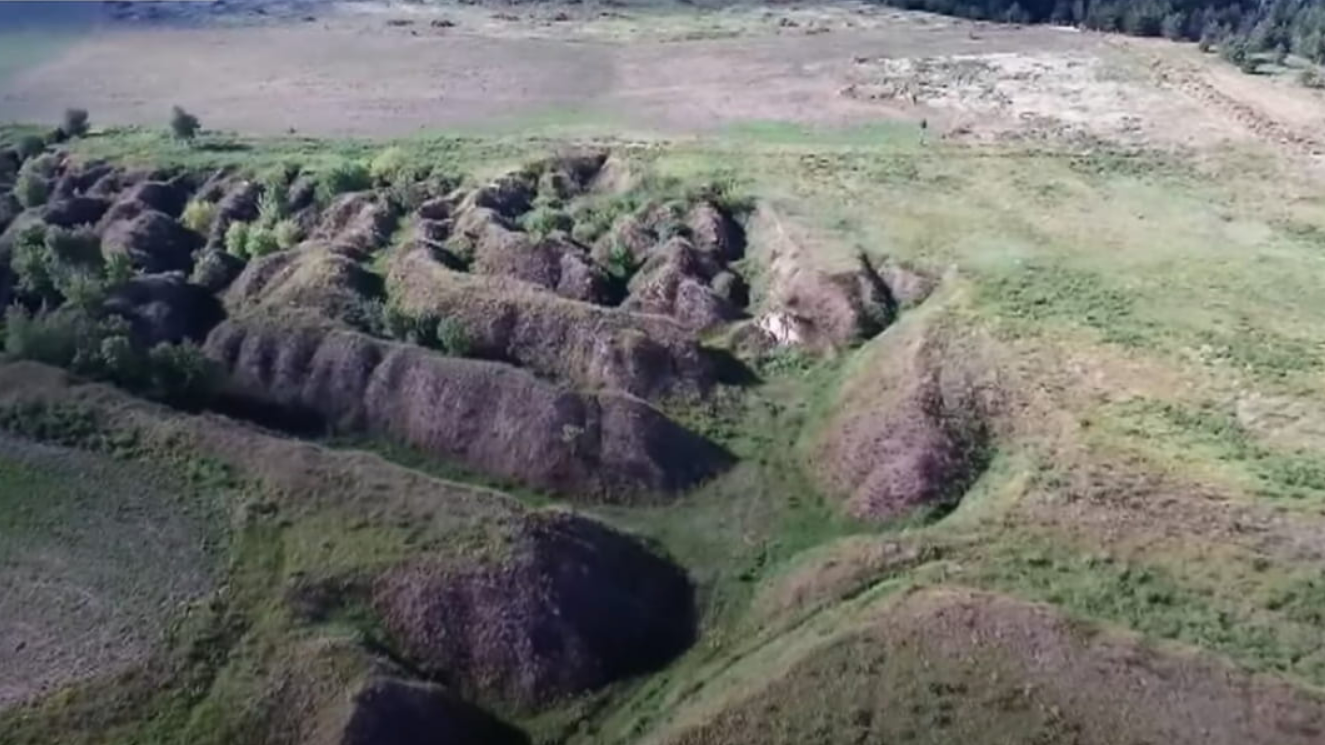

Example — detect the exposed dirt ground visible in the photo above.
[0,435,222,710]
[7,0,1321,151]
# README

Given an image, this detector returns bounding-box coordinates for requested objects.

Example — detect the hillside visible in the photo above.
[4,2,1325,744]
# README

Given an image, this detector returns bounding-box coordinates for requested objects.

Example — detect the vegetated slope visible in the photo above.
[647,586,1325,745]
[0,137,750,502]
[0,361,699,742]
[7,116,1325,745]
[807,298,998,521]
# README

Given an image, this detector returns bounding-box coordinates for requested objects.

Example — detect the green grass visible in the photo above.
[9,116,1325,743]
[1093,397,1325,505]
[963,538,1325,687]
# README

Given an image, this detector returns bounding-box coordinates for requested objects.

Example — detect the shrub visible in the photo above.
[369,146,411,185]
[273,219,302,250]
[605,238,638,280]
[14,168,49,208]
[225,221,252,259]
[11,225,108,307]
[4,305,83,367]
[1300,68,1325,88]
[520,205,573,238]
[4,304,220,409]
[170,105,201,141]
[145,342,220,408]
[345,297,388,337]
[103,252,135,285]
[245,226,280,258]
[257,182,288,227]
[45,226,102,268]
[10,224,56,300]
[181,199,217,234]
[58,270,109,314]
[15,134,44,160]
[258,162,299,191]
[61,108,89,138]
[436,317,472,356]
[316,159,371,202]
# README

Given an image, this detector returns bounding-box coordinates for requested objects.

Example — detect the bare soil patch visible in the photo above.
[0,7,1089,136]
[0,434,222,711]
[843,48,1239,146]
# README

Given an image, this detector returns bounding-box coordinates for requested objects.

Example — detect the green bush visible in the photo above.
[181,199,218,234]
[225,221,252,259]
[58,270,109,314]
[14,168,50,208]
[10,225,106,305]
[61,108,89,138]
[520,205,573,238]
[245,226,280,258]
[369,146,412,185]
[436,317,472,356]
[11,225,57,300]
[45,226,103,268]
[273,219,302,251]
[257,182,288,226]
[103,252,135,285]
[170,105,200,141]
[5,305,85,367]
[316,159,371,202]
[605,238,638,280]
[145,342,221,408]
[4,305,220,409]
[15,134,44,160]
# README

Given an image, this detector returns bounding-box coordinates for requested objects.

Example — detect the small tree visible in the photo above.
[170,106,201,142]
[61,108,89,138]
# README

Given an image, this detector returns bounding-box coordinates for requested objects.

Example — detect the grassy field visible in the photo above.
[4,89,1325,741]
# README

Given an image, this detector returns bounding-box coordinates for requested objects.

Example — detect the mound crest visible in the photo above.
[745,205,934,353]
[810,305,996,521]
[204,317,732,499]
[387,245,726,400]
[373,511,695,709]
[224,241,383,323]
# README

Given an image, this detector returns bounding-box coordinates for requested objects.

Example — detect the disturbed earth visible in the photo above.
[4,2,1325,745]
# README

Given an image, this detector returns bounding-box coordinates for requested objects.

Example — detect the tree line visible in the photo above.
[878,0,1325,63]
